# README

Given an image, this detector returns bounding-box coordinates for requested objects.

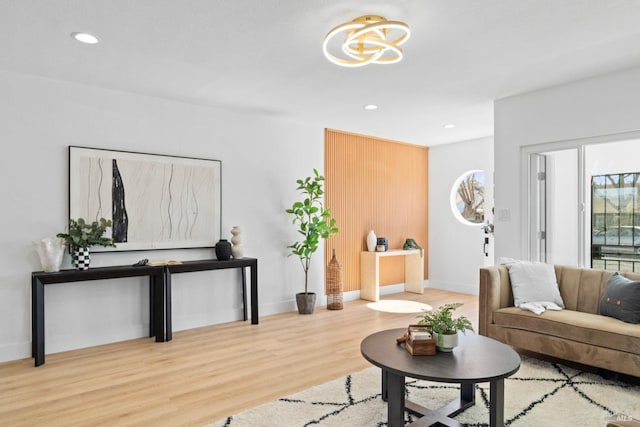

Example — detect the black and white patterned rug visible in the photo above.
[208,356,639,427]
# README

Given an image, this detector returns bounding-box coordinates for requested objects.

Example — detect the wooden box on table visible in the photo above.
[404,325,436,356]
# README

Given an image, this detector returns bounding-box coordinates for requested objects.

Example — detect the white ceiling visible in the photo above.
[2,0,640,146]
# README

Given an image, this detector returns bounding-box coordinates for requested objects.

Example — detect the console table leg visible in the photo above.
[489,379,505,427]
[152,271,166,342]
[241,268,247,321]
[32,277,45,366]
[360,252,380,302]
[387,372,405,427]
[163,267,173,341]
[149,276,155,338]
[250,262,258,324]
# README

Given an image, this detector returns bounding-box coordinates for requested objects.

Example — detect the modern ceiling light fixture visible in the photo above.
[323,15,410,67]
[71,32,100,44]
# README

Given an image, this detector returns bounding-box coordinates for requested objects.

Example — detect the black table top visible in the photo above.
[361,328,520,384]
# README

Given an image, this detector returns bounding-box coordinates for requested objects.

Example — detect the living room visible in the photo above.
[1,2,640,426]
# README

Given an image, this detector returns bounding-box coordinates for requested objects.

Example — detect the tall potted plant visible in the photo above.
[57,217,115,270]
[286,169,339,314]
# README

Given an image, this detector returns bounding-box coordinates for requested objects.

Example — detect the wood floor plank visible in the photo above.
[0,289,478,426]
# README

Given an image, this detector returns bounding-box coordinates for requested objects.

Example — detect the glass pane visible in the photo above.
[591,172,640,271]
[451,171,485,225]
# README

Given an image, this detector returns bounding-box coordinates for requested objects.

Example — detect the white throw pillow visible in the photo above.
[505,261,565,309]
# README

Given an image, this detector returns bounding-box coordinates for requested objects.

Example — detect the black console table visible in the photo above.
[31,258,259,366]
[31,265,166,367]
[163,258,259,341]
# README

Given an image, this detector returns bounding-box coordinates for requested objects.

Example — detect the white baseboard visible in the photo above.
[342,280,429,302]
[45,324,150,355]
[2,280,448,364]
[0,341,31,363]
[427,280,478,295]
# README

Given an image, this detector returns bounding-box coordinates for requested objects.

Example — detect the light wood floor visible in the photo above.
[0,289,478,427]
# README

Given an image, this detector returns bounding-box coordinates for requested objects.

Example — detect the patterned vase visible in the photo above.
[230,226,244,258]
[73,246,91,270]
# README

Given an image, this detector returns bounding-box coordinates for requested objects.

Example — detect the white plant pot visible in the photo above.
[434,332,458,352]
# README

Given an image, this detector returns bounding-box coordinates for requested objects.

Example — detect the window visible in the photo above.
[591,172,640,272]
[451,170,485,225]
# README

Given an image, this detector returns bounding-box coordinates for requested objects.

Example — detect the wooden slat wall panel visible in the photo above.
[324,129,429,293]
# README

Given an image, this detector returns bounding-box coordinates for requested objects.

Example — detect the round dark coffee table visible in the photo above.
[361,328,520,427]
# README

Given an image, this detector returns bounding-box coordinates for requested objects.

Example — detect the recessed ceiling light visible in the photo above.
[71,32,100,44]
[443,124,456,129]
[364,104,378,110]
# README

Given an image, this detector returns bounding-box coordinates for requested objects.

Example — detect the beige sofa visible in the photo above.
[479,264,640,377]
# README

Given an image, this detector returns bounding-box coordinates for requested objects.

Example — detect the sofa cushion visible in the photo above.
[492,307,640,354]
[506,261,565,309]
[554,266,610,314]
[600,272,640,324]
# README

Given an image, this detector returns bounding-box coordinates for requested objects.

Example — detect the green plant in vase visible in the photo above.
[418,303,473,351]
[286,168,339,314]
[57,218,115,270]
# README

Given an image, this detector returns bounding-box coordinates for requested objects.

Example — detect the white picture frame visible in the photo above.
[68,146,222,252]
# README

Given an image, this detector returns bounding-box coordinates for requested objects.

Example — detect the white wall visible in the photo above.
[428,136,494,295]
[586,139,640,176]
[494,66,640,261]
[0,70,329,362]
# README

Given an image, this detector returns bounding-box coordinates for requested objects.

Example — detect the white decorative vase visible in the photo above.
[434,332,458,352]
[72,247,91,270]
[33,237,65,272]
[366,230,377,252]
[231,226,244,258]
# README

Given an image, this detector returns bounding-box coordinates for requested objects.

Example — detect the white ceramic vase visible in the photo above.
[230,226,244,258]
[366,230,377,252]
[434,332,459,352]
[33,237,65,272]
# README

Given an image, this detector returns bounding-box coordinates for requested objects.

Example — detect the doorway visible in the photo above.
[526,137,640,268]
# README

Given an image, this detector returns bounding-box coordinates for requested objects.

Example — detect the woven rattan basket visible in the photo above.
[326,249,343,310]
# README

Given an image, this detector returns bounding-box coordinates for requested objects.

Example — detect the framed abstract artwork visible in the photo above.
[68,146,222,252]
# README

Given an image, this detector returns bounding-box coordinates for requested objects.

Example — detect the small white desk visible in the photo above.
[360,249,424,302]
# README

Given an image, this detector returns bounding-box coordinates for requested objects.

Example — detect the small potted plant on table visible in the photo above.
[57,218,115,270]
[418,303,473,352]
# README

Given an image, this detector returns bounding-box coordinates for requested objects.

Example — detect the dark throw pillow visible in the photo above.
[600,272,640,324]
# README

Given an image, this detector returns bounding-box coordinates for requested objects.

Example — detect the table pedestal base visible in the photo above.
[384,369,505,427]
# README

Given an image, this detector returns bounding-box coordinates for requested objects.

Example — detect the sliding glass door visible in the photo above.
[526,137,640,269]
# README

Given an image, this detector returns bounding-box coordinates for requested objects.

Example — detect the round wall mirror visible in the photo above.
[451,170,485,225]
